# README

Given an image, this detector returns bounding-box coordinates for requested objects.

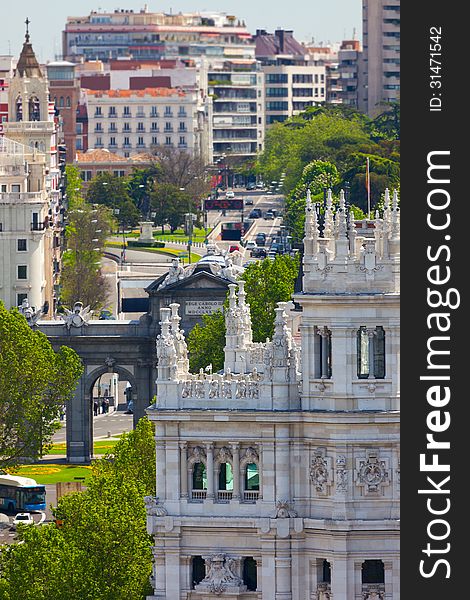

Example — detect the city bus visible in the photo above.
[0,474,46,512]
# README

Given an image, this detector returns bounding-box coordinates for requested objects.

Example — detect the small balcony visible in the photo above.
[94,127,103,133]
[191,490,207,502]
[178,111,187,118]
[31,221,47,231]
[164,127,174,133]
[122,113,132,118]
[217,491,232,502]
[136,112,146,118]
[107,113,117,118]
[164,111,174,118]
[178,142,188,149]
[136,127,146,133]
[108,127,118,133]
[243,490,259,502]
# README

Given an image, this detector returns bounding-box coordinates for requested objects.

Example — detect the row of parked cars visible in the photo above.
[248,208,278,220]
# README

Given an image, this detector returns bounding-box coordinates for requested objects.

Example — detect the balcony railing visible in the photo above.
[122,113,132,118]
[178,111,187,118]
[361,584,385,600]
[191,490,207,501]
[243,490,259,502]
[31,221,47,231]
[164,127,174,133]
[108,113,117,118]
[94,128,103,133]
[217,491,232,502]
[108,128,118,133]
[137,128,146,133]
[164,111,174,118]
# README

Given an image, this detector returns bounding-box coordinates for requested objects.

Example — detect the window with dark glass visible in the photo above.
[357,326,385,379]
[362,560,385,584]
[192,556,205,588]
[192,463,207,490]
[243,558,257,591]
[17,239,27,252]
[244,463,259,491]
[17,265,27,280]
[218,463,233,491]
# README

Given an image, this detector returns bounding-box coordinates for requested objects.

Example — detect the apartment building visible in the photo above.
[62,9,254,64]
[337,40,361,107]
[262,64,326,125]
[359,0,400,116]
[208,59,264,160]
[86,86,212,164]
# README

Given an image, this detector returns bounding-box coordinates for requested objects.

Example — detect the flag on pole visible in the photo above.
[366,156,371,219]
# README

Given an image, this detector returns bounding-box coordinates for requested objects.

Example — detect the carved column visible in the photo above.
[206,443,215,499]
[180,442,188,499]
[155,437,165,500]
[231,442,240,500]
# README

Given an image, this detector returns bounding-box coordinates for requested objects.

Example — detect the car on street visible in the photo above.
[245,197,254,205]
[12,513,34,528]
[225,190,235,198]
[255,233,266,246]
[246,182,256,190]
[250,247,267,258]
[229,244,240,253]
[256,182,265,189]
[264,210,275,220]
[249,208,262,219]
[245,240,257,251]
[267,251,277,260]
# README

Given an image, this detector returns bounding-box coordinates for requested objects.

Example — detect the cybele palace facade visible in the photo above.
[146,189,400,599]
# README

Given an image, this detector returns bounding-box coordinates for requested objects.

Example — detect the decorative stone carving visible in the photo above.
[208,379,220,398]
[335,455,348,493]
[144,496,168,517]
[356,450,390,496]
[104,356,116,371]
[188,446,206,466]
[316,582,332,600]
[216,446,232,464]
[273,500,297,518]
[158,257,185,289]
[181,379,192,398]
[310,448,332,496]
[362,585,385,600]
[221,380,232,399]
[235,380,247,398]
[62,301,92,329]
[18,298,44,327]
[194,379,205,399]
[240,447,258,468]
[247,381,259,399]
[197,553,245,595]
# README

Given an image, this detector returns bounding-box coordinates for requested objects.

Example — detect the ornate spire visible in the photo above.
[305,188,319,241]
[16,19,43,78]
[323,189,334,239]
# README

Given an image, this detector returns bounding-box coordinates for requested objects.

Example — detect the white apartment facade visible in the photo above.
[86,87,213,164]
[146,190,400,599]
[262,64,326,125]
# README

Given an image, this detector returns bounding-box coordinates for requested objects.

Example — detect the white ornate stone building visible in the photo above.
[0,29,62,315]
[146,189,400,599]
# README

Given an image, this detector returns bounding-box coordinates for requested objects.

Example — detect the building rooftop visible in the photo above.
[75,149,153,164]
[85,87,186,98]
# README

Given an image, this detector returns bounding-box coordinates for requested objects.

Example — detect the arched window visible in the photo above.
[357,326,386,379]
[59,96,64,108]
[218,462,233,491]
[242,557,257,591]
[244,463,259,491]
[192,462,207,490]
[191,556,205,589]
[29,96,41,121]
[362,560,385,584]
[16,95,23,121]
[66,96,71,108]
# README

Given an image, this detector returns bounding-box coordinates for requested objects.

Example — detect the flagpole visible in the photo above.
[366,157,371,219]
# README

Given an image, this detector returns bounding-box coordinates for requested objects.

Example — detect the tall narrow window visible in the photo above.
[29,96,41,121]
[244,463,259,491]
[192,462,207,490]
[243,557,257,591]
[218,463,233,491]
[16,95,23,121]
[314,327,332,378]
[192,556,205,588]
[357,327,386,379]
[321,559,331,583]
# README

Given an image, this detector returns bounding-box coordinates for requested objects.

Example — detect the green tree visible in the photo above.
[187,311,226,373]
[86,173,140,227]
[241,255,300,342]
[64,165,84,209]
[60,204,114,311]
[0,303,83,467]
[0,418,155,599]
[150,182,194,233]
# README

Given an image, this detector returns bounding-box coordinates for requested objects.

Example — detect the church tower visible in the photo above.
[146,189,400,599]
[0,22,62,315]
